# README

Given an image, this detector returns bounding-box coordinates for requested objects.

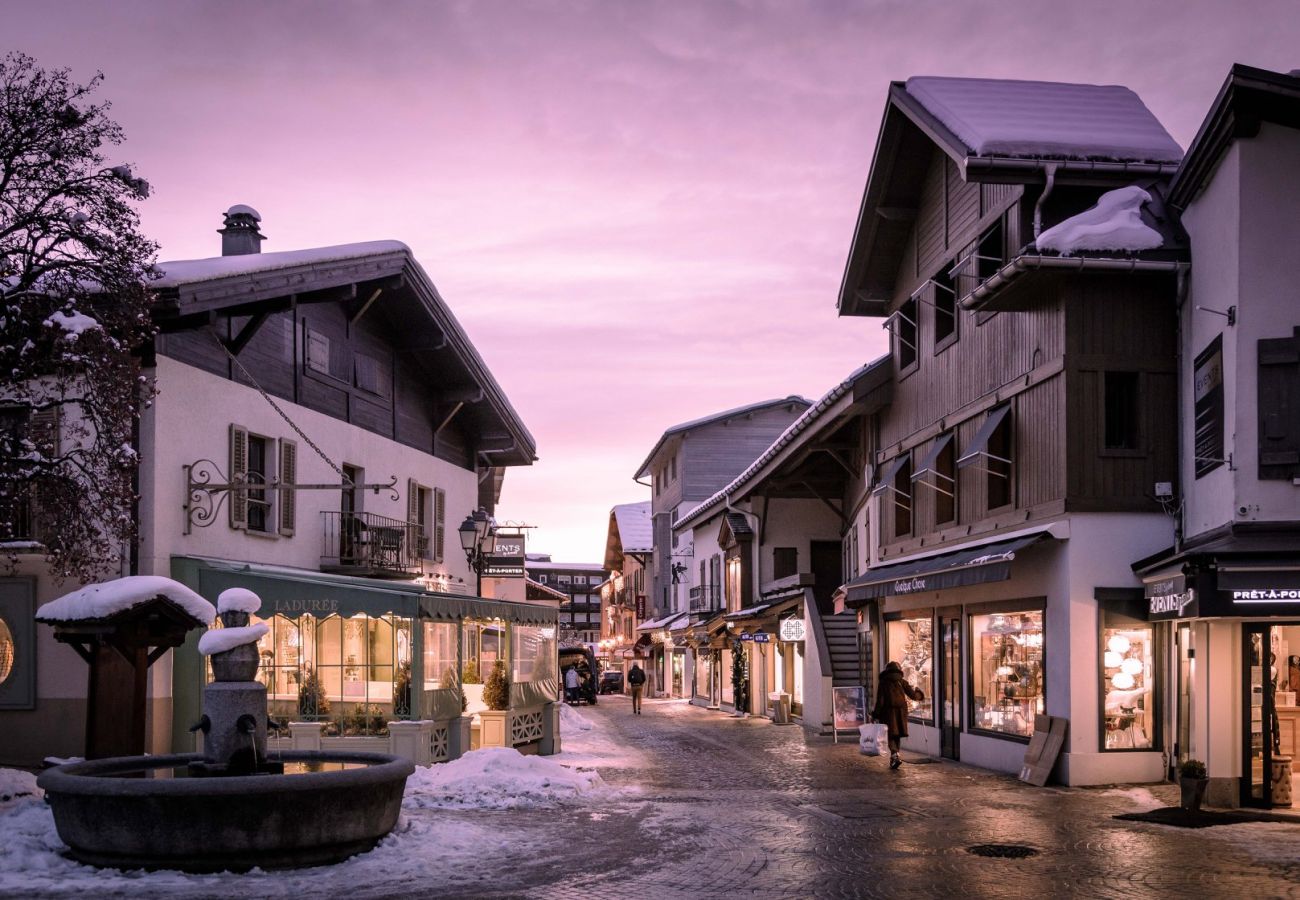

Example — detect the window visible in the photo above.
[933,261,957,347]
[670,455,677,481]
[885,616,934,722]
[538,575,548,584]
[894,297,918,371]
[987,409,1013,510]
[1103,371,1141,451]
[970,610,1044,738]
[413,484,432,559]
[773,547,798,580]
[246,434,271,532]
[1258,327,1300,480]
[935,436,957,524]
[0,578,35,709]
[512,625,556,683]
[977,218,1004,281]
[1193,335,1225,478]
[1102,614,1155,751]
[893,455,912,537]
[725,556,742,613]
[558,575,572,585]
[305,327,331,376]
[354,353,390,398]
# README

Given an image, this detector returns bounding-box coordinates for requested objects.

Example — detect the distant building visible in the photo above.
[599,501,652,678]
[525,556,606,646]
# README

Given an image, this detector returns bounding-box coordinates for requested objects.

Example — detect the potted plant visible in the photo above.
[297,666,331,719]
[479,661,512,747]
[1179,759,1208,811]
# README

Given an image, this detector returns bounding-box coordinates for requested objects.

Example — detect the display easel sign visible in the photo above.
[832,685,866,743]
[1019,714,1067,786]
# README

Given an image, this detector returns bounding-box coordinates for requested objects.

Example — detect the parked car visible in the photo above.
[599,670,624,694]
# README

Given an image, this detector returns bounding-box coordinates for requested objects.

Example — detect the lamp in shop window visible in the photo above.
[1107,634,1131,655]
[1120,657,1144,677]
[1104,650,1123,669]
[1111,671,1136,690]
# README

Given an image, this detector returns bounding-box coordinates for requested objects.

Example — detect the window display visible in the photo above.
[512,625,557,683]
[1102,618,1154,750]
[694,650,711,699]
[886,616,934,721]
[971,610,1043,737]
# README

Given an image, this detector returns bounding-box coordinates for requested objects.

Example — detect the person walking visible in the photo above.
[564,666,580,704]
[872,661,925,770]
[627,662,646,714]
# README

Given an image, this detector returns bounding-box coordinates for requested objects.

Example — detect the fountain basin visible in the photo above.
[37,751,415,872]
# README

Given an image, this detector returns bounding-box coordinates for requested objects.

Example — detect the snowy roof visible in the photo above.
[37,576,215,625]
[1035,186,1163,256]
[904,77,1183,162]
[524,560,606,573]
[611,502,652,554]
[152,241,408,288]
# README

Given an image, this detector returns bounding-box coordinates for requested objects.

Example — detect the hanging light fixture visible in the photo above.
[1121,657,1144,677]
[1112,672,1136,690]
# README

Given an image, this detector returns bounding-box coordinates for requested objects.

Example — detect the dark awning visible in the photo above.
[912,432,954,481]
[843,532,1051,603]
[957,404,1011,469]
[872,451,911,496]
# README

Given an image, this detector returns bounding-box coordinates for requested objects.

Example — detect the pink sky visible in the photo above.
[9,1,1299,562]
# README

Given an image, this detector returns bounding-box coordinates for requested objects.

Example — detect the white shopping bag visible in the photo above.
[858,722,888,756]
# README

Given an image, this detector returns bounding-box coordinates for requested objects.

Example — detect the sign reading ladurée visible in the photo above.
[778,617,806,642]
[273,596,339,614]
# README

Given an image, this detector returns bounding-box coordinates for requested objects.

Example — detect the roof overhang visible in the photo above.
[958,254,1186,313]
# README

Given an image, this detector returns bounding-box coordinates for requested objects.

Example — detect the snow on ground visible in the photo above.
[559,702,594,732]
[0,716,632,897]
[36,576,215,625]
[1035,185,1163,256]
[1203,822,1300,864]
[197,623,269,656]
[1101,785,1165,810]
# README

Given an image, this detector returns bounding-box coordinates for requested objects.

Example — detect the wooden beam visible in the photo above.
[223,310,270,356]
[442,385,484,403]
[801,480,845,524]
[822,448,857,479]
[435,401,464,435]
[349,287,384,325]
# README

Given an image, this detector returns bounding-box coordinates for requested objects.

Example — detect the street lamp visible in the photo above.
[458,507,497,596]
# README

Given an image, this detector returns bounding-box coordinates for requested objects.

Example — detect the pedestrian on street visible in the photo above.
[565,666,580,704]
[627,662,646,714]
[872,661,924,770]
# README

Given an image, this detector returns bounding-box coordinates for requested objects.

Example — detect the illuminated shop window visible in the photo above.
[971,610,1044,738]
[886,616,934,722]
[1102,618,1155,750]
[512,625,557,683]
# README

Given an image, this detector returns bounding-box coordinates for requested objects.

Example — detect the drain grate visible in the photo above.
[967,844,1039,859]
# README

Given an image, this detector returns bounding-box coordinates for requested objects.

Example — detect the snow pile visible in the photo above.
[0,769,39,807]
[217,587,262,615]
[905,76,1183,162]
[403,747,605,810]
[153,241,410,288]
[43,309,101,339]
[1102,785,1164,810]
[198,623,269,656]
[36,576,215,625]
[1035,186,1163,256]
[559,702,594,732]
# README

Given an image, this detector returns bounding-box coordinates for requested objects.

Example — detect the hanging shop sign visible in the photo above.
[635,595,646,619]
[483,533,525,578]
[1145,574,1198,620]
[1214,569,1300,614]
[778,617,806,642]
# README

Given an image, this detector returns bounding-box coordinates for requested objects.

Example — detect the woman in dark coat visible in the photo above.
[872,661,925,770]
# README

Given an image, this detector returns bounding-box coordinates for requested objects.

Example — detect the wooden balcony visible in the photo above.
[320,511,426,579]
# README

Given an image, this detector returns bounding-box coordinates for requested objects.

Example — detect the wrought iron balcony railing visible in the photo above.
[689,584,722,613]
[320,511,425,579]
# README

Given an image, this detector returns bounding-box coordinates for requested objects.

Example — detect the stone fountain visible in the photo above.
[37,586,415,872]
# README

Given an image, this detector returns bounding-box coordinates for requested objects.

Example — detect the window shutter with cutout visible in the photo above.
[278,438,297,536]
[229,424,248,529]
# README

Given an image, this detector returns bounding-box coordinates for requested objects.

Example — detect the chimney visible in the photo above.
[218,205,265,256]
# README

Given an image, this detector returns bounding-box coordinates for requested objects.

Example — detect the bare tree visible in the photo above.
[0,52,158,582]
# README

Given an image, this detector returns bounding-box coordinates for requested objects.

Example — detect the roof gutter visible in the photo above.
[960,255,1188,311]
[963,156,1180,181]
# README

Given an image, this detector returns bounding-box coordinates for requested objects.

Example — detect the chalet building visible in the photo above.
[524,556,606,646]
[633,398,809,696]
[834,76,1189,784]
[673,360,891,726]
[1133,66,1300,809]
[0,207,557,766]
[599,501,652,683]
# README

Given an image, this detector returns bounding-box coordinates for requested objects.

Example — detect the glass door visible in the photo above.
[939,612,961,760]
[1245,625,1272,806]
[1175,623,1192,778]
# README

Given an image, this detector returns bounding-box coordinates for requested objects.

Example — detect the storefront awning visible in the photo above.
[842,531,1052,603]
[724,596,800,629]
[173,556,558,625]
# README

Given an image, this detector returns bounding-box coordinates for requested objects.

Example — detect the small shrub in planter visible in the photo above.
[297,666,331,719]
[1179,758,1209,811]
[483,660,510,711]
[462,660,482,685]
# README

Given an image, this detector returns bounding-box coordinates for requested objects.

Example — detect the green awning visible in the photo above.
[173,556,558,625]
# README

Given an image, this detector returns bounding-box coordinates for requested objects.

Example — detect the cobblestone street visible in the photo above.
[522,697,1299,900]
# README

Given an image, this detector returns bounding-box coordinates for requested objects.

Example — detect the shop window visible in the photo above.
[970,610,1044,738]
[512,625,557,684]
[1102,616,1155,750]
[894,297,918,371]
[0,578,36,709]
[1103,371,1141,451]
[885,616,934,722]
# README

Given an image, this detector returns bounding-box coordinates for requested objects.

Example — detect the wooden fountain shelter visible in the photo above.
[44,596,208,759]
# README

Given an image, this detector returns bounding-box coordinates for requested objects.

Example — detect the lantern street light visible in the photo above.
[458,507,498,596]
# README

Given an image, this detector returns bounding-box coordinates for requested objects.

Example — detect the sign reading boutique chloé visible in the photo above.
[1146,574,1198,620]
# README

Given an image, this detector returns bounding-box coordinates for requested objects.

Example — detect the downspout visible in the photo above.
[1172,262,1191,553]
[1032,163,1059,239]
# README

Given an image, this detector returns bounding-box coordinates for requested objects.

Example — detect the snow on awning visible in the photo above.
[37,576,215,625]
[637,612,688,632]
[904,76,1183,162]
[1035,186,1163,256]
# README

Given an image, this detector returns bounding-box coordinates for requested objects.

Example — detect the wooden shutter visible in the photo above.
[278,438,297,537]
[434,488,446,563]
[229,424,248,529]
[407,479,420,524]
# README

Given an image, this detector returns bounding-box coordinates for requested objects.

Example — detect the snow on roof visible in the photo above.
[612,502,652,554]
[525,560,606,572]
[635,396,811,478]
[37,576,215,624]
[152,240,409,288]
[904,76,1183,162]
[1035,186,1164,256]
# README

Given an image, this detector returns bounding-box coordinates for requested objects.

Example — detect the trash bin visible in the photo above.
[770,691,791,724]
